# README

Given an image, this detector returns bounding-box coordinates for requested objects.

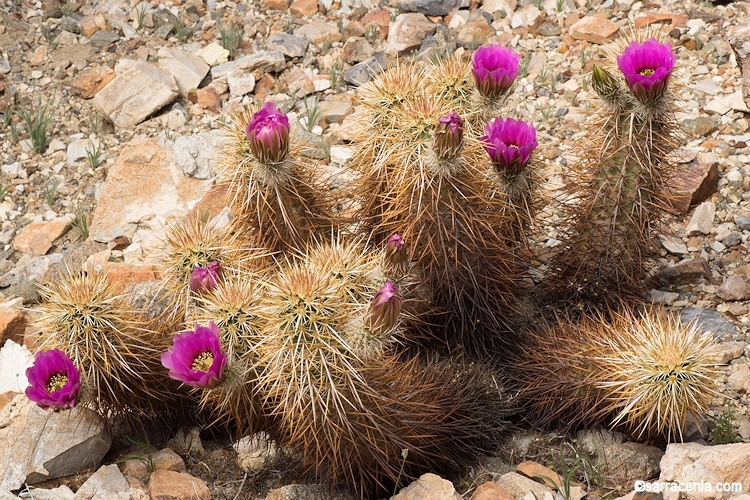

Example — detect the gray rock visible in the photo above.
[234,50,287,74]
[656,258,711,286]
[89,30,120,47]
[650,289,679,305]
[399,0,460,16]
[93,60,179,129]
[265,484,356,500]
[600,442,663,482]
[267,33,310,59]
[59,16,82,34]
[342,37,374,64]
[155,24,173,39]
[737,217,750,231]
[152,8,180,28]
[680,116,719,137]
[416,24,457,61]
[0,395,111,491]
[234,432,281,473]
[210,59,237,79]
[172,130,225,179]
[74,465,129,500]
[343,52,386,85]
[0,54,10,75]
[0,253,63,288]
[156,47,210,97]
[681,307,739,340]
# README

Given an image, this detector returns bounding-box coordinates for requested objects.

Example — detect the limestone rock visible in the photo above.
[686,201,716,236]
[234,50,287,74]
[385,13,436,56]
[659,442,750,499]
[156,47,210,97]
[399,0,460,17]
[294,20,342,45]
[717,275,748,301]
[66,65,114,99]
[12,216,72,255]
[0,306,25,346]
[93,60,179,128]
[471,482,514,500]
[234,432,281,473]
[0,340,33,394]
[481,0,516,16]
[569,14,619,43]
[343,52,386,85]
[729,23,750,110]
[494,472,555,499]
[656,258,711,286]
[197,42,230,66]
[90,139,212,242]
[289,0,318,16]
[704,91,750,115]
[172,130,224,180]
[74,464,130,500]
[148,470,210,500]
[391,473,462,500]
[511,5,541,29]
[708,341,746,364]
[267,33,310,59]
[0,394,111,490]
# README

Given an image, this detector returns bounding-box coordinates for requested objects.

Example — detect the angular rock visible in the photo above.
[707,341,746,364]
[516,461,565,489]
[660,234,689,255]
[728,23,750,110]
[481,0,516,15]
[570,15,619,43]
[75,464,130,500]
[399,0,460,16]
[172,130,224,180]
[343,37,374,64]
[93,60,179,128]
[656,258,711,286]
[227,68,256,98]
[166,427,204,456]
[511,5,541,29]
[343,52,386,85]
[267,33,310,59]
[67,137,101,167]
[197,42,230,66]
[67,66,115,99]
[89,30,120,47]
[457,16,495,48]
[471,482,514,500]
[12,216,72,255]
[0,394,111,490]
[392,473,462,500]
[704,91,749,115]
[385,13,436,56]
[90,139,212,242]
[686,201,716,236]
[0,254,63,289]
[634,13,688,29]
[494,472,555,499]
[0,306,26,346]
[120,448,186,484]
[188,87,221,112]
[681,307,739,339]
[650,289,679,305]
[148,470,210,500]
[717,275,748,301]
[660,442,750,499]
[289,0,318,16]
[600,442,663,483]
[680,116,719,137]
[0,340,33,394]
[156,47,210,97]
[265,0,290,9]
[266,484,356,500]
[294,20,342,45]
[666,162,718,215]
[60,16,82,34]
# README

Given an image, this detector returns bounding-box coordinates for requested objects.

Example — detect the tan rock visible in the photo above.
[386,13,437,56]
[189,185,229,220]
[471,481,514,500]
[29,45,48,66]
[569,14,619,44]
[660,442,750,499]
[75,464,130,499]
[362,10,390,39]
[102,263,159,286]
[289,0,318,16]
[120,448,186,484]
[13,216,72,255]
[188,86,221,112]
[516,461,564,489]
[67,65,115,99]
[148,470,210,500]
[707,341,746,364]
[392,473,462,499]
[0,305,26,345]
[457,16,495,47]
[0,391,19,411]
[665,162,719,215]
[634,13,688,29]
[494,472,555,499]
[294,20,342,45]
[79,15,99,36]
[265,0,290,10]
[89,139,212,242]
[717,275,749,301]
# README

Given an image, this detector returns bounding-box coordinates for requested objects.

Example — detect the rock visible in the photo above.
[728,24,750,110]
[294,20,342,45]
[12,216,72,255]
[0,340,33,394]
[188,87,221,112]
[290,0,318,16]
[666,162,719,215]
[569,14,620,43]
[93,60,179,129]
[18,485,75,499]
[267,33,310,59]
[656,258,711,286]
[266,0,290,9]
[385,13,436,56]
[704,91,750,115]
[600,442,663,483]
[90,139,212,242]
[234,50,287,74]
[0,394,111,490]
[120,448,186,484]
[481,0,516,15]
[166,427,204,455]
[266,484,356,500]
[516,461,564,489]
[471,482,514,500]
[707,341,746,364]
[391,473,462,500]
[686,201,715,236]
[650,289,680,305]
[89,30,120,48]
[343,37,374,64]
[197,42,230,66]
[728,364,750,393]
[75,464,130,500]
[717,275,748,301]
[156,48,210,98]
[60,16,82,34]
[343,52,386,85]
[227,68,256,98]
[399,0,460,16]
[659,442,750,499]
[319,100,352,124]
[0,306,25,345]
[0,254,63,289]
[148,470,210,500]
[457,16,495,48]
[495,472,555,499]
[680,116,720,137]
[511,5,541,29]
[172,130,224,180]
[0,54,9,75]
[660,234,689,255]
[634,13,688,28]
[234,432,281,473]
[681,307,739,339]
[79,15,98,37]
[67,137,101,166]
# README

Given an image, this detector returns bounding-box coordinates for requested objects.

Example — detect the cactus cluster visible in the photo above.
[27,29,721,498]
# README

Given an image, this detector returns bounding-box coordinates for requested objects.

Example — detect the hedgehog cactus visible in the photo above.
[509,307,719,441]
[542,35,682,309]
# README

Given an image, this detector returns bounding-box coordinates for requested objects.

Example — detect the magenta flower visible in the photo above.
[245,102,290,164]
[472,45,520,99]
[384,234,408,272]
[25,349,81,410]
[190,261,221,294]
[161,322,228,388]
[482,118,537,175]
[367,281,401,334]
[434,112,464,159]
[617,38,676,103]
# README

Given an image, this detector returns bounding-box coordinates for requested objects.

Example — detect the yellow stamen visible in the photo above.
[639,68,654,77]
[47,373,69,393]
[192,351,214,372]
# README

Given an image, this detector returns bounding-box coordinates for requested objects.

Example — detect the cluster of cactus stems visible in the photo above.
[25,30,722,498]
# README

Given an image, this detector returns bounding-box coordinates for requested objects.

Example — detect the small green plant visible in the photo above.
[115,437,156,473]
[2,99,14,128]
[86,114,102,135]
[0,185,11,200]
[164,130,176,141]
[580,48,588,67]
[542,444,605,500]
[556,0,565,12]
[710,409,741,445]
[135,4,148,30]
[41,24,56,45]
[539,64,550,83]
[534,0,544,9]
[218,22,242,57]
[330,61,344,89]
[174,21,190,43]
[85,141,102,170]
[19,98,54,154]
[72,205,89,240]
[518,52,532,79]
[300,97,321,133]
[10,124,19,144]
[61,0,75,16]
[44,178,59,206]
[321,39,332,55]
[393,449,409,496]
[336,19,345,36]
[364,24,379,44]
[581,75,590,92]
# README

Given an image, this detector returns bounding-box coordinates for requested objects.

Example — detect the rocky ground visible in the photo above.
[1,0,750,497]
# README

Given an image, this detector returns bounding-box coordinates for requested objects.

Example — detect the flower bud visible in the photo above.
[367,281,401,335]
[384,234,408,274]
[434,112,464,159]
[190,261,221,294]
[245,102,290,164]
[591,64,622,100]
